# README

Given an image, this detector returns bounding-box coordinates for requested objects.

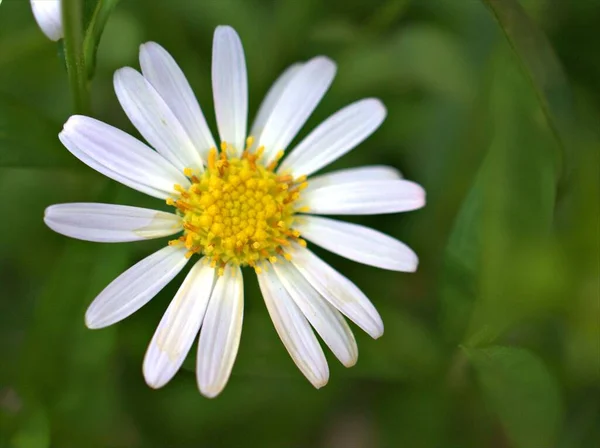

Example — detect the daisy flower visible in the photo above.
[44,26,425,397]
[30,0,63,41]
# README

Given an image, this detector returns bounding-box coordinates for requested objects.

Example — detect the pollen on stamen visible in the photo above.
[267,151,285,171]
[166,142,308,267]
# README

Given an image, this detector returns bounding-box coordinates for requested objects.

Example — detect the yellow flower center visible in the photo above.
[167,139,308,274]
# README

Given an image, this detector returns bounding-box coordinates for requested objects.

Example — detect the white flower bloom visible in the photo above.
[31,0,63,41]
[45,25,426,397]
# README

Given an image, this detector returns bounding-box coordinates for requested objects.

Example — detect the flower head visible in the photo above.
[31,0,63,41]
[168,142,308,271]
[45,26,426,397]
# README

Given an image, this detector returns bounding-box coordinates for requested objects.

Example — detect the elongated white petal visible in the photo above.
[31,0,63,41]
[290,244,383,338]
[144,260,216,388]
[301,180,425,215]
[250,63,303,141]
[85,246,189,329]
[140,42,216,162]
[279,99,386,177]
[273,261,358,367]
[197,266,244,398]
[60,115,188,200]
[212,26,248,155]
[305,165,402,193]
[295,216,418,272]
[258,57,336,164]
[257,267,329,388]
[44,203,182,243]
[114,67,204,172]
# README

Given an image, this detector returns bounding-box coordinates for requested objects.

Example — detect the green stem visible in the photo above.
[62,0,90,114]
[83,0,121,79]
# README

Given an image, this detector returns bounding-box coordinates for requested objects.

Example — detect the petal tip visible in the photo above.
[371,327,384,339]
[214,25,240,41]
[310,56,337,74]
[215,24,235,33]
[139,42,167,62]
[342,356,358,368]
[143,367,166,390]
[399,250,419,273]
[312,377,328,389]
[42,205,53,219]
[139,41,158,51]
[371,98,387,118]
[62,115,85,133]
[199,384,223,399]
[113,66,138,85]
[84,313,102,330]
[143,374,160,389]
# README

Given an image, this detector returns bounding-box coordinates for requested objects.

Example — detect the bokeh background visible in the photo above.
[1,0,599,447]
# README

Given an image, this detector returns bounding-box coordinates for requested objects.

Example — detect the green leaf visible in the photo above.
[464,345,562,448]
[0,96,77,168]
[440,45,562,346]
[83,0,121,79]
[481,0,577,174]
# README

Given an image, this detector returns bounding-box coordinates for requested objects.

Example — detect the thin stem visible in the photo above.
[83,0,121,79]
[61,0,90,114]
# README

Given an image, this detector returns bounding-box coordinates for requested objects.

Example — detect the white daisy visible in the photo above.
[30,0,63,41]
[44,26,426,397]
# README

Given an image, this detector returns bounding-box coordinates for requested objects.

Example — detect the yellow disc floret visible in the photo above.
[167,140,307,272]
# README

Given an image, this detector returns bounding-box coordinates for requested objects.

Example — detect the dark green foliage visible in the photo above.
[0,0,598,447]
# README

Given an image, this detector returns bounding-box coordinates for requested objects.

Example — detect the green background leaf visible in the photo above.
[465,345,563,448]
[482,0,577,173]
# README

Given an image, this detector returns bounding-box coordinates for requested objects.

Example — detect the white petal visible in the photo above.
[257,267,329,388]
[44,203,182,243]
[278,99,386,177]
[301,180,426,215]
[143,259,216,388]
[250,63,303,141]
[60,115,189,200]
[114,67,204,172]
[272,261,358,367]
[290,244,384,339]
[295,215,418,272]
[30,0,63,41]
[197,266,244,398]
[139,42,216,162]
[258,57,336,164]
[305,165,402,193]
[212,26,248,155]
[85,246,189,329]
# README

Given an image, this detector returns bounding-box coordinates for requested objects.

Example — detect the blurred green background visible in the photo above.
[1,0,599,447]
